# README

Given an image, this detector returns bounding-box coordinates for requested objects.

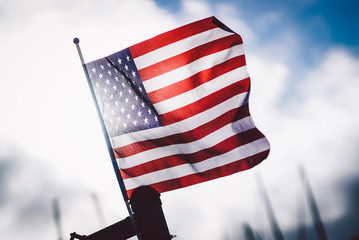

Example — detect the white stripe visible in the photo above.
[123,137,270,190]
[117,116,256,169]
[110,91,249,148]
[134,28,234,70]
[143,44,244,93]
[153,65,249,115]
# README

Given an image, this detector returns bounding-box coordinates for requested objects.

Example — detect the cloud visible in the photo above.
[0,138,122,240]
[0,1,180,239]
[292,48,359,221]
[0,144,18,207]
[286,47,359,175]
[255,47,359,234]
[0,141,54,239]
[214,2,256,44]
[1,0,359,239]
[178,0,213,21]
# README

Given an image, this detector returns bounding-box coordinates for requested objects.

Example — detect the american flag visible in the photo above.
[85,16,270,197]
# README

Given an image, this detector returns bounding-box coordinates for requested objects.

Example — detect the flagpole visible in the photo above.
[52,197,64,240]
[299,167,327,240]
[73,38,141,240]
[257,174,284,240]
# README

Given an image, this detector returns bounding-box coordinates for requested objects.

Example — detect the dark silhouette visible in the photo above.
[52,197,64,240]
[257,175,285,240]
[243,223,256,240]
[299,167,328,240]
[68,186,174,240]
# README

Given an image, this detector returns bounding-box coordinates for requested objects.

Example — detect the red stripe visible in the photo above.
[148,55,246,104]
[120,127,265,179]
[113,104,249,159]
[138,35,242,81]
[125,149,270,197]
[129,17,216,58]
[160,77,250,125]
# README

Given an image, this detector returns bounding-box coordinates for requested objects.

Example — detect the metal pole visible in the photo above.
[257,175,284,240]
[73,38,141,240]
[52,197,64,240]
[299,167,327,240]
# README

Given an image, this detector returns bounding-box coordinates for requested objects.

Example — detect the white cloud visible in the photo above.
[292,47,359,178]
[258,47,359,230]
[179,0,213,22]
[0,1,180,239]
[1,0,359,239]
[214,2,256,43]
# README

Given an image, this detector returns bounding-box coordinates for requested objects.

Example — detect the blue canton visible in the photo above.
[86,48,162,137]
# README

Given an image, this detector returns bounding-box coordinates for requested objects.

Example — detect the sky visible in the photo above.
[0,0,358,239]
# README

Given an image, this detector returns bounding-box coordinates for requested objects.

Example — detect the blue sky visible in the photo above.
[156,0,359,77]
[157,0,359,49]
[0,0,359,240]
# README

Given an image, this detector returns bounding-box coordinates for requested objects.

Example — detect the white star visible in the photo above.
[92,68,96,73]
[115,76,119,81]
[137,111,142,117]
[117,116,121,122]
[154,116,158,122]
[103,88,107,93]
[105,79,110,85]
[118,58,122,64]
[99,73,103,79]
[148,109,152,115]
[125,98,129,103]
[131,71,136,77]
[127,114,131,119]
[133,120,138,126]
[113,85,117,90]
[135,96,139,101]
[110,94,114,99]
[123,123,127,128]
[128,89,132,94]
[120,107,125,113]
[138,86,143,92]
[141,102,145,108]
[107,62,111,67]
[115,100,119,106]
[108,70,112,76]
[131,104,135,110]
[125,65,129,71]
[119,91,123,97]
[122,82,126,88]
[100,65,104,70]
[144,117,148,124]
[126,55,130,61]
[95,82,100,88]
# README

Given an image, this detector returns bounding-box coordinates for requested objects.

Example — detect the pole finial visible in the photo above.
[74,38,85,65]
